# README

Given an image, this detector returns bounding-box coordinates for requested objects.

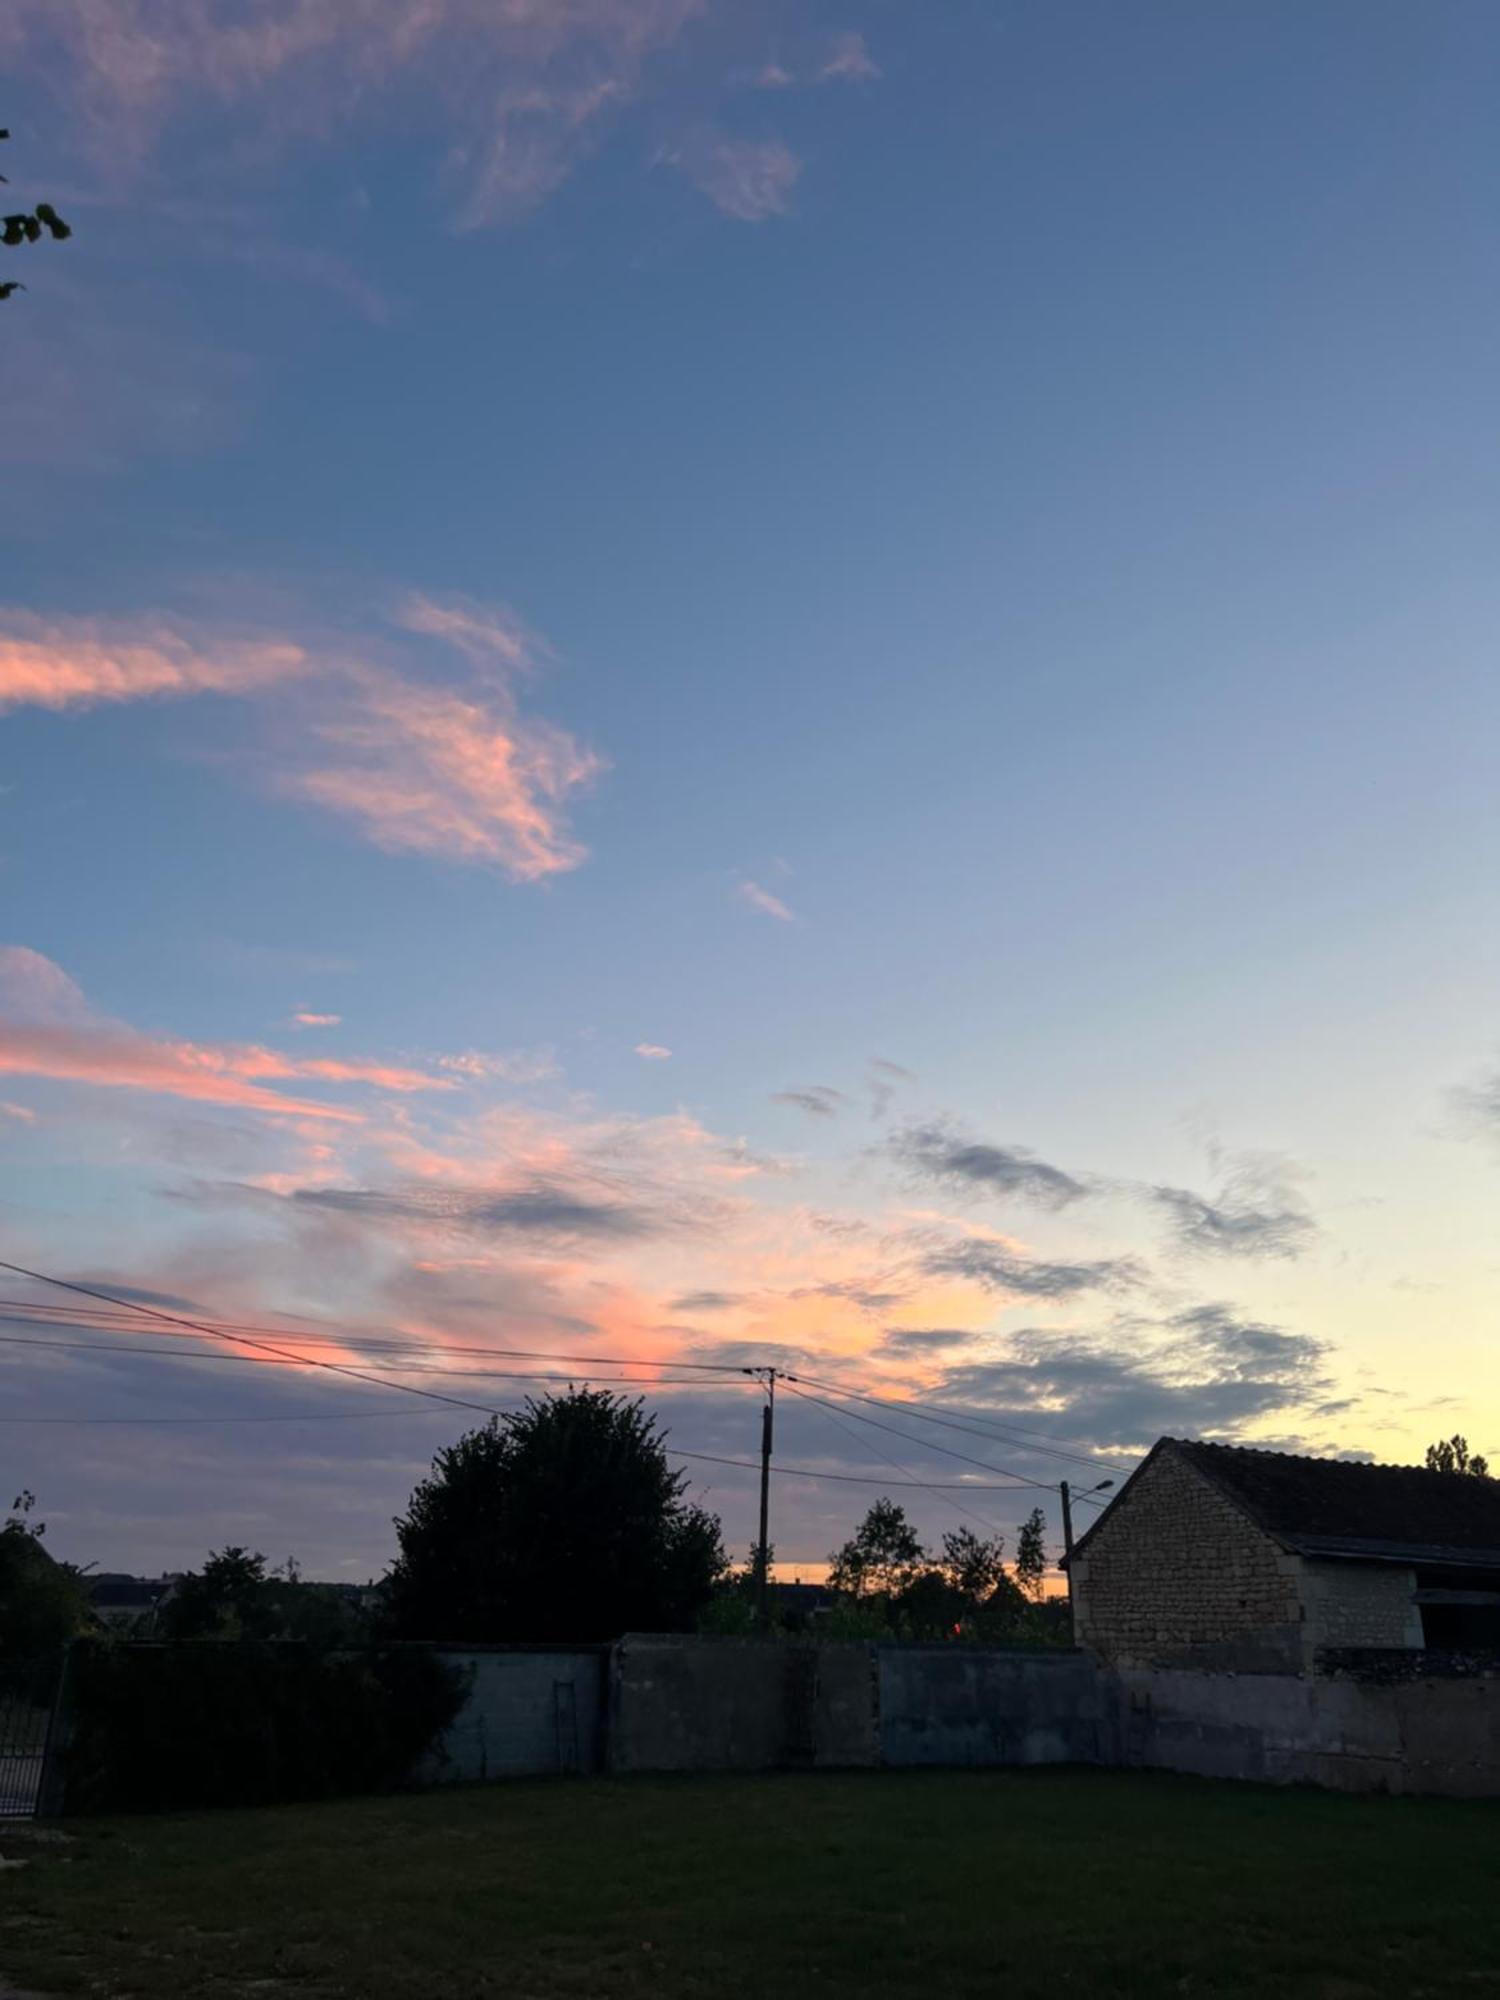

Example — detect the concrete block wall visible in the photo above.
[878,1646,1110,1768]
[423,1647,606,1782]
[416,1638,1500,1800]
[1116,1665,1500,1795]
[607,1635,878,1773]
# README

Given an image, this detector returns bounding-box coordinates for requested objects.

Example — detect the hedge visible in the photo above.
[60,1640,467,1814]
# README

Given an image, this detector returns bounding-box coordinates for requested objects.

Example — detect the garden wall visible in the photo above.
[1118,1664,1500,1796]
[606,1636,1099,1773]
[423,1646,607,1782]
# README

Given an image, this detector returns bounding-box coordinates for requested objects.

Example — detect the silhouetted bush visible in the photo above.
[61,1640,466,1814]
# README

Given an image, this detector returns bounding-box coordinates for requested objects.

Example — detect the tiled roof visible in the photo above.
[1171,1438,1500,1565]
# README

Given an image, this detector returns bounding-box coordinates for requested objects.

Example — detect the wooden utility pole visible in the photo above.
[756,1368,776,1633]
[1059,1480,1075,1640]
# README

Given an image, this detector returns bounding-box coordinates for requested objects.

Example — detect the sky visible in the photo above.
[2,0,1499,1582]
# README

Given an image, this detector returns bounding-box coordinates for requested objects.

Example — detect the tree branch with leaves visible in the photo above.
[1,127,71,301]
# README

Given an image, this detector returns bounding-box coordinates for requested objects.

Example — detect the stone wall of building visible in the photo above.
[1071,1446,1304,1670]
[1300,1560,1423,1654]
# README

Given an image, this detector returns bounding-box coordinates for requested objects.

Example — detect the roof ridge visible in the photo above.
[1169,1437,1476,1478]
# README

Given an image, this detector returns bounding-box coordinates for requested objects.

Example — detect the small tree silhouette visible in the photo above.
[1425,1434,1491,1478]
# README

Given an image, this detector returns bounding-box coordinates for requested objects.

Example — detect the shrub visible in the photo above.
[61,1640,466,1814]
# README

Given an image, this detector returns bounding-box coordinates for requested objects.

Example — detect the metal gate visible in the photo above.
[0,1655,63,1819]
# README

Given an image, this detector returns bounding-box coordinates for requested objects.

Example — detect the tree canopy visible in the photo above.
[0,1492,92,1678]
[385,1389,727,1643]
[156,1547,376,1647]
[823,1501,1034,1642]
[1425,1435,1491,1478]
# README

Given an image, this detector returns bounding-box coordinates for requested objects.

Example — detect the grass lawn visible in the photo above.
[2,1769,1499,1998]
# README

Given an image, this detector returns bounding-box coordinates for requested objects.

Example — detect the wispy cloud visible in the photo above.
[821,32,880,83]
[0,946,449,1122]
[738,878,796,922]
[7,0,706,227]
[893,1119,1087,1209]
[668,133,801,222]
[434,1049,561,1084]
[0,598,603,882]
[921,1237,1140,1300]
[280,657,601,879]
[748,32,879,91]
[290,1179,659,1243]
[772,1086,845,1118]
[291,1011,341,1029]
[868,1057,912,1121]
[0,613,305,712]
[1148,1156,1316,1261]
[635,1043,672,1061]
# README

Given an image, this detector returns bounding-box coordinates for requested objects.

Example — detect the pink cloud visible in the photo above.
[738,878,796,922]
[0,945,93,1024]
[0,946,452,1121]
[284,661,602,880]
[0,613,306,713]
[821,31,880,83]
[635,1043,672,1060]
[4,0,705,225]
[0,599,603,881]
[0,1023,364,1122]
[435,1048,561,1084]
[394,595,536,675]
[669,133,801,222]
[292,1011,342,1028]
[0,1100,37,1124]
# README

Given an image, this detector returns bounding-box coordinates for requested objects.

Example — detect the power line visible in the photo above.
[0,1409,461,1426]
[786,1369,1130,1478]
[0,1331,738,1392]
[784,1381,1062,1492]
[782,1379,1004,1536]
[666,1447,1038,1492]
[0,1297,751,1376]
[0,1259,526,1417]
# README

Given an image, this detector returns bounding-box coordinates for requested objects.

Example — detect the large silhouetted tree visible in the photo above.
[385,1390,727,1642]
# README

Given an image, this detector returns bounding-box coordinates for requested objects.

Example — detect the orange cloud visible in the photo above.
[0,1023,454,1115]
[0,946,452,1122]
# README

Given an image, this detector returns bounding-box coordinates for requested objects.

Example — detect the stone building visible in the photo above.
[1068,1438,1500,1673]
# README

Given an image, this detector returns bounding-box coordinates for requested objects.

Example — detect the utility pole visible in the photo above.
[1059,1479,1075,1640]
[756,1367,776,1633]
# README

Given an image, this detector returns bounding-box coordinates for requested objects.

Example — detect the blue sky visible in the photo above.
[2,1,1499,1577]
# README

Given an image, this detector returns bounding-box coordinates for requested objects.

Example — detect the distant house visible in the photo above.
[765,1580,836,1630]
[86,1574,178,1631]
[1068,1438,1500,1673]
